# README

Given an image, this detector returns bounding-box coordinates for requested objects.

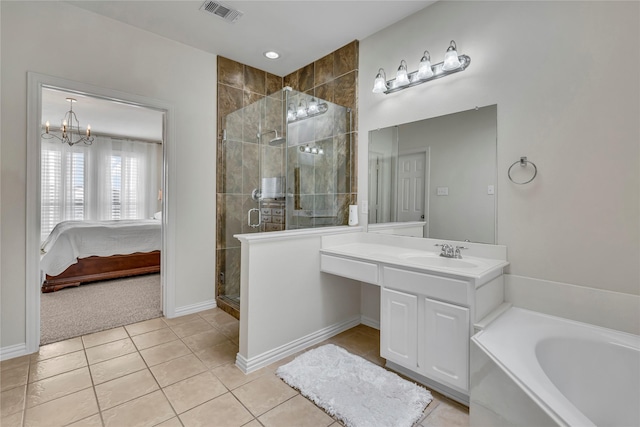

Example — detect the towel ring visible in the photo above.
[508,156,537,185]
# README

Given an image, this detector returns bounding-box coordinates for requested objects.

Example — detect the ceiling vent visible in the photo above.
[199,1,243,24]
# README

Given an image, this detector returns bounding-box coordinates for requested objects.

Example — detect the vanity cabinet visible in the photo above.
[381,267,471,393]
[381,288,418,368]
[421,298,469,391]
[319,232,509,404]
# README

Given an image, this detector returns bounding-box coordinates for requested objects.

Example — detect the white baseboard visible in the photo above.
[236,315,361,373]
[505,274,640,335]
[360,315,380,330]
[171,299,216,318]
[1,343,28,362]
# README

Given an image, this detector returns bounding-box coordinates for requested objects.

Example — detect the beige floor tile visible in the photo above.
[1,364,29,392]
[163,371,227,414]
[330,330,379,356]
[124,317,167,336]
[26,367,92,408]
[139,339,192,367]
[199,309,237,328]
[155,417,183,427]
[66,413,103,427]
[258,395,334,427]
[1,384,26,416]
[82,327,129,349]
[361,349,386,367]
[241,421,261,427]
[163,313,201,327]
[1,355,31,372]
[232,374,298,416]
[29,350,87,383]
[181,329,228,354]
[211,363,269,391]
[89,352,147,385]
[179,392,253,427]
[169,319,214,339]
[31,337,83,362]
[24,387,98,427]
[1,410,23,427]
[419,399,469,427]
[150,354,207,387]
[85,338,137,365]
[194,340,238,369]
[101,389,174,427]
[131,328,179,351]
[95,369,159,410]
[218,321,240,342]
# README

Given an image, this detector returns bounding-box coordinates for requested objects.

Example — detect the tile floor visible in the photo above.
[1,308,469,427]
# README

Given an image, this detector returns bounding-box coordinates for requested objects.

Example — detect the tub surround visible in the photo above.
[471,307,640,427]
[320,232,508,404]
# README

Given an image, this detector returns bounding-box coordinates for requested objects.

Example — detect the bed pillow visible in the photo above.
[153,211,162,220]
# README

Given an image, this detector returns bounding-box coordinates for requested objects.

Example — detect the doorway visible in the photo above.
[26,73,175,352]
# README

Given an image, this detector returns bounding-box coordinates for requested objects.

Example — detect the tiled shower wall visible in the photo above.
[216,41,359,318]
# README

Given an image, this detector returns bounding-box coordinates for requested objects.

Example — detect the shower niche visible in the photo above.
[217,87,354,315]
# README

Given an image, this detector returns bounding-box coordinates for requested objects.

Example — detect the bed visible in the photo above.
[40,219,162,293]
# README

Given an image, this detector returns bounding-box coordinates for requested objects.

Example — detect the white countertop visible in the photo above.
[320,232,509,282]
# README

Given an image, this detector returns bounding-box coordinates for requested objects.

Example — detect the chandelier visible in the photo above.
[42,97,94,146]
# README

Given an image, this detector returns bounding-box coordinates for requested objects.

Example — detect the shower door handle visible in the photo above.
[248,208,261,228]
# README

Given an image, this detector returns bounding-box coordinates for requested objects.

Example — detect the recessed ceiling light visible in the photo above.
[264,51,280,60]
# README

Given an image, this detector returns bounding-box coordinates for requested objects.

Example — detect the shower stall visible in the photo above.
[216,87,353,315]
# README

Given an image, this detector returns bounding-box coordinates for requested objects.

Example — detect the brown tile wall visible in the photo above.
[215,41,359,317]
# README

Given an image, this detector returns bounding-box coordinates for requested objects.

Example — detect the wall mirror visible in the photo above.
[368,105,497,244]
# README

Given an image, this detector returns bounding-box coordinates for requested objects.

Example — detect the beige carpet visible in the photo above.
[40,274,162,345]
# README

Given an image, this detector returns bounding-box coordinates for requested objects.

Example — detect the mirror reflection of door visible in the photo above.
[396,151,428,225]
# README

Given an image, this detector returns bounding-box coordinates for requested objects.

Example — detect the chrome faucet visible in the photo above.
[435,243,468,259]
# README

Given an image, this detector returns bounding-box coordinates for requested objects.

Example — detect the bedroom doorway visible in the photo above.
[26,73,175,352]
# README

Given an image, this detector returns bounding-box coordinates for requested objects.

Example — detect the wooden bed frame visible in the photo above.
[41,251,160,293]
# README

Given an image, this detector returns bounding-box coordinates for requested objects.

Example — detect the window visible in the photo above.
[40,135,161,241]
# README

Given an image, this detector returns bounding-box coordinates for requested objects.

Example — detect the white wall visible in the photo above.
[1,2,217,349]
[359,2,639,301]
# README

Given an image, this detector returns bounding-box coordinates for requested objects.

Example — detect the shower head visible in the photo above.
[269,136,286,145]
[259,129,286,145]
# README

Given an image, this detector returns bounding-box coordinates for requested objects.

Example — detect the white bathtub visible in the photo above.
[470,307,640,427]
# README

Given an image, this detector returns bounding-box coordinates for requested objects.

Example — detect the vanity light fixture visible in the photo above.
[442,40,461,71]
[42,97,94,146]
[395,60,410,87]
[372,68,388,93]
[287,98,329,123]
[299,144,324,155]
[372,39,470,95]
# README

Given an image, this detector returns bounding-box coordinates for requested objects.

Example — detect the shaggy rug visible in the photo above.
[40,274,162,345]
[276,344,432,427]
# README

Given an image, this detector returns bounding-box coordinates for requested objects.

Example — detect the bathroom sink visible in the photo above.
[399,254,480,269]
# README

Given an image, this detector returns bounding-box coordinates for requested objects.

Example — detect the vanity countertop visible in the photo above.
[320,232,509,283]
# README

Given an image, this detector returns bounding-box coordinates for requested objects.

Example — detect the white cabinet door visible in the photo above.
[421,297,470,391]
[381,288,418,368]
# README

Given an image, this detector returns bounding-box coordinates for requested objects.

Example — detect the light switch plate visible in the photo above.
[437,187,449,196]
[488,185,495,195]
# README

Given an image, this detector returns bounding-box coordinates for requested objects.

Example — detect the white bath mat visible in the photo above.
[276,344,432,427]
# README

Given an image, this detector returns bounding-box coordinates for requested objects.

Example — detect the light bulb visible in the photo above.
[416,51,434,80]
[287,103,296,121]
[442,40,462,71]
[372,68,388,93]
[395,60,410,87]
[297,101,308,118]
[308,98,318,114]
